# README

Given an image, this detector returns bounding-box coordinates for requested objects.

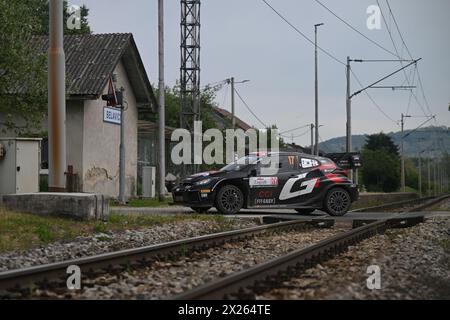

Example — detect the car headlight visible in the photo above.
[195,178,213,186]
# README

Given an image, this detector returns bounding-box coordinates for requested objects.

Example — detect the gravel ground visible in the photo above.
[26,227,345,299]
[0,218,258,272]
[258,217,450,300]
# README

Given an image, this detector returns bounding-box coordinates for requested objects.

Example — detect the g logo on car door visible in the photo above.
[279,173,318,201]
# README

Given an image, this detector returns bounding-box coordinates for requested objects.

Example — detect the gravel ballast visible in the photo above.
[258,217,450,300]
[0,218,258,272]
[26,227,345,299]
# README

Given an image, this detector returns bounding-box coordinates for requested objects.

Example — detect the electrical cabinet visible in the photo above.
[0,138,41,195]
[142,166,156,198]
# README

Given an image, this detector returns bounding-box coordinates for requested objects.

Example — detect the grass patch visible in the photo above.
[437,239,450,252]
[0,207,231,253]
[110,198,172,208]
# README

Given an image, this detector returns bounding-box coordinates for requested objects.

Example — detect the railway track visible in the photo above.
[0,218,331,296]
[173,194,450,300]
[0,194,448,299]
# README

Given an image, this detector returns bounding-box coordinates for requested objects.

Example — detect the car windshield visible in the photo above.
[220,155,259,172]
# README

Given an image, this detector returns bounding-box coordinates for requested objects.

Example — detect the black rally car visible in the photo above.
[172,152,359,216]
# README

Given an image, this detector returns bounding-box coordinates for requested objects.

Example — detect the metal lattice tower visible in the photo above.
[180,0,201,131]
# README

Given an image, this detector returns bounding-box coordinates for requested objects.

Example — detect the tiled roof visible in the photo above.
[31,33,156,109]
[213,107,253,131]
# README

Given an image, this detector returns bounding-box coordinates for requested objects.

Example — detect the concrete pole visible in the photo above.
[438,162,441,195]
[314,24,323,156]
[310,124,314,155]
[48,0,66,192]
[433,158,437,196]
[427,156,431,196]
[231,77,235,129]
[158,0,166,202]
[346,57,353,181]
[119,92,125,203]
[400,114,405,192]
[418,153,422,197]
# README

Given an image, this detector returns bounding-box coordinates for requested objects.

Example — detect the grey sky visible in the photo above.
[71,0,450,147]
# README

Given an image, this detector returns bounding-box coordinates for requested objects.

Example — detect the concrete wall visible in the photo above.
[82,60,138,198]
[1,193,109,221]
[66,100,84,188]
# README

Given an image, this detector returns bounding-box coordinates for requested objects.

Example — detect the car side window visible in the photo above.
[278,155,298,173]
[299,157,319,169]
[258,155,297,175]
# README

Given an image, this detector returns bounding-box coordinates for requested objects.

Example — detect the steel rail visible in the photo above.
[0,219,328,293]
[350,195,436,213]
[173,217,418,300]
[173,195,450,300]
[0,195,447,296]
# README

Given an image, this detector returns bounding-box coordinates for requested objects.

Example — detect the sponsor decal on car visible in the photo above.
[258,190,273,198]
[255,198,276,205]
[249,176,278,188]
[279,173,318,200]
[301,158,319,168]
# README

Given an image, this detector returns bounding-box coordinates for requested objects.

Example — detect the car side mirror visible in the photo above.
[249,169,257,177]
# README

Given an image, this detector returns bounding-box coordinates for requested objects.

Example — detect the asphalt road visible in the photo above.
[112,206,450,220]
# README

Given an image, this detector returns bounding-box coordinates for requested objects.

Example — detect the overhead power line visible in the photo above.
[260,0,405,129]
[385,0,413,58]
[376,0,430,118]
[233,87,268,128]
[384,0,434,118]
[350,70,399,124]
[280,127,311,140]
[313,0,403,59]
[279,124,310,135]
[260,0,346,66]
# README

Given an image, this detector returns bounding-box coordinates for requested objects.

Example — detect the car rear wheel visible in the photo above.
[324,187,351,216]
[215,185,244,215]
[294,208,316,215]
[190,207,212,213]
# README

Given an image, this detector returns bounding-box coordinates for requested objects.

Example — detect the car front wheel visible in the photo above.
[215,185,244,215]
[324,187,351,216]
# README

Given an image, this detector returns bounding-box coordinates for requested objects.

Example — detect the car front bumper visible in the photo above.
[172,185,216,208]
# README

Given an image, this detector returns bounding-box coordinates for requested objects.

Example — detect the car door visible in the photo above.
[247,155,283,207]
[248,154,300,207]
[278,156,321,206]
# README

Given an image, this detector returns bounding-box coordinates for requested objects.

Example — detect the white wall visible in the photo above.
[66,100,84,185]
[82,61,138,198]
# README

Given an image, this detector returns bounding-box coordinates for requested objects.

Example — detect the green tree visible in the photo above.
[149,86,222,131]
[34,0,91,35]
[404,158,418,191]
[0,0,92,134]
[364,132,399,156]
[361,133,401,192]
[0,0,47,134]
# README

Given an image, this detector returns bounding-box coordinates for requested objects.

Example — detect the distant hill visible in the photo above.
[320,126,450,157]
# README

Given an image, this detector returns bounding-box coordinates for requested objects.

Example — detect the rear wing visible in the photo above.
[325,152,362,170]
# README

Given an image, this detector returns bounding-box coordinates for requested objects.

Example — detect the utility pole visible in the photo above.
[118,85,125,204]
[346,57,351,155]
[231,77,235,128]
[48,0,66,192]
[314,23,324,156]
[310,123,314,155]
[345,57,353,181]
[433,158,437,196]
[427,155,431,196]
[418,151,422,197]
[400,113,411,192]
[158,0,166,202]
[226,78,249,129]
